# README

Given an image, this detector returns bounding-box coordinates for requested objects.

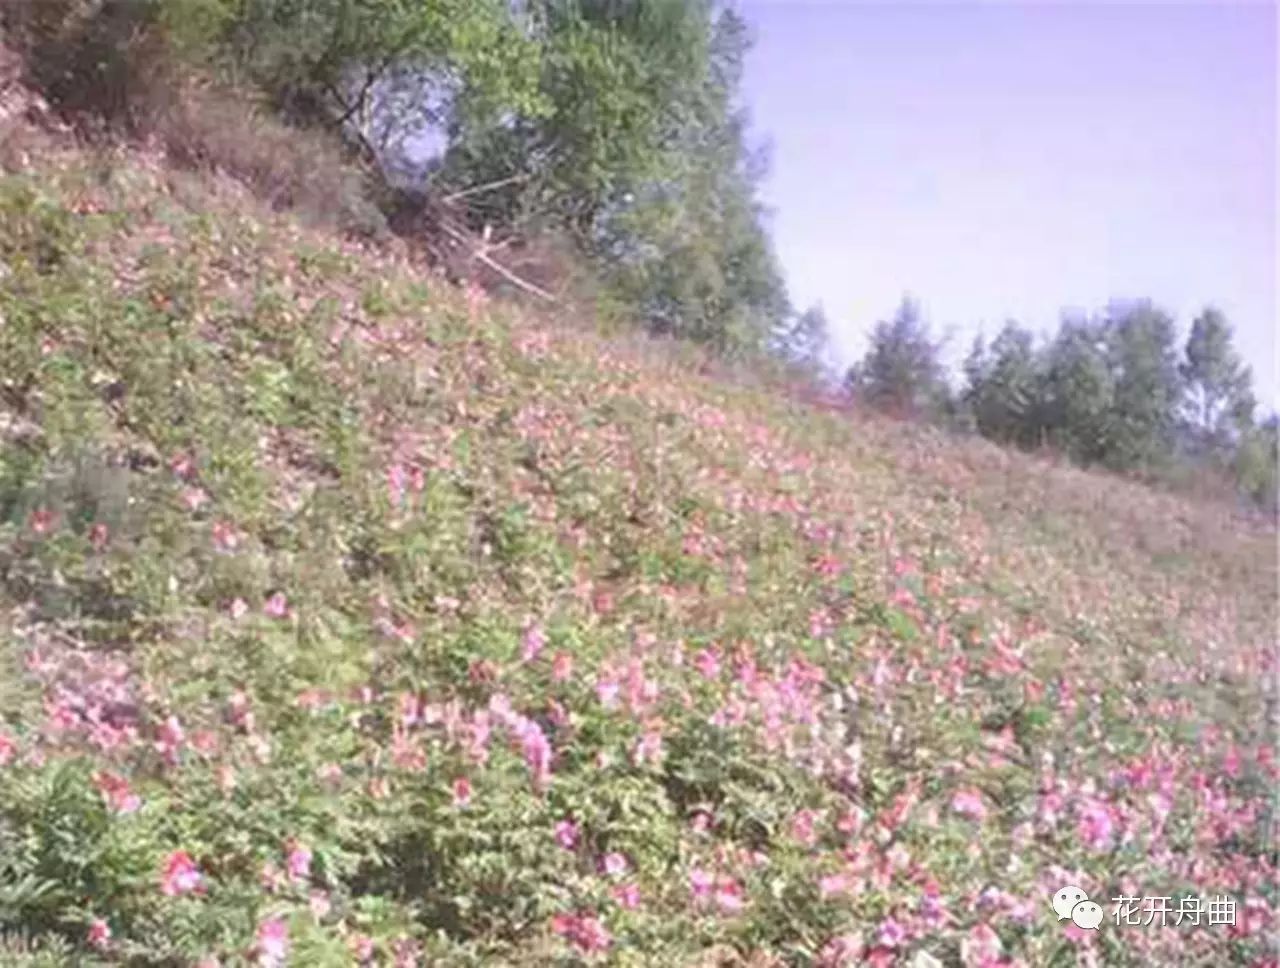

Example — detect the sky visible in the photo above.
[738,1,1278,406]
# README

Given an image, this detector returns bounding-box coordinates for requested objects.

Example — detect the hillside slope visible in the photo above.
[0,133,1276,967]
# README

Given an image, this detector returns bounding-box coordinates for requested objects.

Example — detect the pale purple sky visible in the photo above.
[739,1,1278,405]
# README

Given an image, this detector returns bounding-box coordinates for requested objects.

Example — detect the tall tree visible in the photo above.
[1040,315,1115,465]
[845,297,948,419]
[1234,413,1279,514]
[772,303,832,375]
[1180,306,1255,452]
[1102,300,1183,470]
[962,321,1043,448]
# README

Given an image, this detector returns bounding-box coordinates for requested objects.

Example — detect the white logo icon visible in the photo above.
[1051,885,1102,930]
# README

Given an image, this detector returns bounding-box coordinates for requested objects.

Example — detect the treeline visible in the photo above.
[4,0,793,356]
[829,297,1277,512]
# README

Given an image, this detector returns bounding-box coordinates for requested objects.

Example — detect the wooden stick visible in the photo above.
[438,221,557,304]
[441,173,531,204]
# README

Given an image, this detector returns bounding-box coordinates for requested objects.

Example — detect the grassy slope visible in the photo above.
[0,138,1275,967]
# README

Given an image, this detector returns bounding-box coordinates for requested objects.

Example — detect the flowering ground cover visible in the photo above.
[0,143,1276,966]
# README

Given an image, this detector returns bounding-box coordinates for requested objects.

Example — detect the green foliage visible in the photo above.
[1100,300,1183,471]
[771,304,832,377]
[1234,414,1279,514]
[845,297,950,419]
[1180,306,1255,452]
[1,34,1276,968]
[962,322,1043,449]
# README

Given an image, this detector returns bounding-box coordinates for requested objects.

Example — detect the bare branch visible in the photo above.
[441,173,531,204]
[438,221,557,304]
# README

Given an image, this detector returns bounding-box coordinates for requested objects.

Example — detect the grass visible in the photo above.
[0,127,1276,967]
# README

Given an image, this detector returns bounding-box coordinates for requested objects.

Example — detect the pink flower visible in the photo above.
[521,622,546,662]
[308,890,331,920]
[254,917,289,967]
[551,652,574,682]
[181,487,209,512]
[392,936,421,967]
[285,840,312,882]
[596,676,620,709]
[263,592,289,619]
[229,597,249,619]
[952,789,988,822]
[1077,798,1115,851]
[632,725,664,766]
[160,850,203,896]
[693,648,721,680]
[817,933,864,967]
[689,866,714,900]
[29,508,56,535]
[452,776,472,807]
[790,810,818,846]
[349,934,376,962]
[713,876,745,914]
[211,520,240,551]
[514,717,552,792]
[961,923,1003,966]
[317,763,343,787]
[876,917,906,949]
[169,453,196,479]
[601,852,628,876]
[88,918,111,950]
[93,771,142,814]
[819,872,853,897]
[551,911,611,954]
[555,819,579,849]
[0,733,16,765]
[89,522,110,550]
[156,715,185,765]
[612,882,641,909]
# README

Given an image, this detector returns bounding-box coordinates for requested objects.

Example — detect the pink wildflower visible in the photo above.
[876,917,906,949]
[521,622,546,662]
[601,852,628,877]
[29,508,56,535]
[693,648,721,680]
[89,522,109,550]
[514,717,552,791]
[952,788,988,822]
[285,840,312,882]
[349,935,376,962]
[790,809,818,846]
[155,715,185,765]
[961,923,1003,966]
[555,819,579,849]
[551,911,611,954]
[551,652,574,681]
[160,850,203,896]
[1077,798,1115,851]
[713,876,745,914]
[308,890,331,921]
[88,918,111,950]
[93,771,142,814]
[263,592,289,618]
[612,882,641,909]
[211,520,239,551]
[452,776,472,807]
[689,866,714,901]
[0,733,16,765]
[254,917,289,967]
[169,453,196,479]
[817,933,864,967]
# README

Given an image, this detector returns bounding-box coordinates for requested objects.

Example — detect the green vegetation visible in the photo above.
[0,100,1275,966]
